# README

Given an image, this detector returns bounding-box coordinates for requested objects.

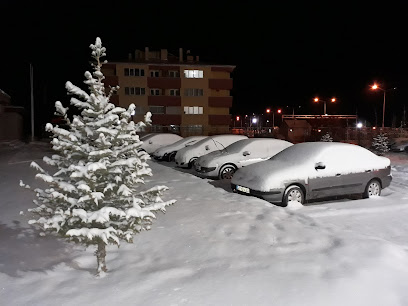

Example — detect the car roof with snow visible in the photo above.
[270,142,385,164]
[224,138,292,153]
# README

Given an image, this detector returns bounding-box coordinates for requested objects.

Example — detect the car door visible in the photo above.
[237,143,264,167]
[307,149,346,199]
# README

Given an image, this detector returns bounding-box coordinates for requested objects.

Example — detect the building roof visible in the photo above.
[107,60,235,68]
[283,120,312,128]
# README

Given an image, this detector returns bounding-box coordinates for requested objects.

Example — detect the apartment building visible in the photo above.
[102,47,235,136]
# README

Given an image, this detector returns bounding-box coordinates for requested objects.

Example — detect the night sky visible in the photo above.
[1,1,407,135]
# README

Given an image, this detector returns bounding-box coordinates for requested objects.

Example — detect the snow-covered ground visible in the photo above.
[1,141,408,306]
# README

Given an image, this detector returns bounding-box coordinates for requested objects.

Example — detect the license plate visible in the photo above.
[236,185,250,193]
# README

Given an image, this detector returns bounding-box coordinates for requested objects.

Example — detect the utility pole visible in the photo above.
[30,63,35,142]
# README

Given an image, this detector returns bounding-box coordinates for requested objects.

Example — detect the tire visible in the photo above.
[282,185,305,207]
[219,165,236,180]
[188,157,197,169]
[167,151,177,162]
[363,179,381,198]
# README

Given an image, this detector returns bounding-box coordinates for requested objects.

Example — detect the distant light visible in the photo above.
[266,108,271,113]
[331,98,336,102]
[314,98,319,102]
[266,120,269,123]
[372,126,376,130]
[372,84,378,90]
[277,109,282,114]
[252,118,257,124]
[289,129,293,132]
[318,129,321,132]
[357,122,363,128]
[236,116,240,121]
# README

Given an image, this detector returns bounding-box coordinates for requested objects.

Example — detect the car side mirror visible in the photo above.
[149,140,153,144]
[205,145,210,150]
[315,162,326,170]
[243,151,251,156]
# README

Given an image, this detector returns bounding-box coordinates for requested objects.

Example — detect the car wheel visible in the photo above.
[188,157,198,169]
[219,165,236,180]
[168,151,177,162]
[283,185,304,207]
[363,179,381,198]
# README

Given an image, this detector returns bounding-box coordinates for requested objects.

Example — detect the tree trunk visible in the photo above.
[95,240,107,275]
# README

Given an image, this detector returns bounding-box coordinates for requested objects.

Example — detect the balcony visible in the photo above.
[147,77,181,89]
[211,66,235,73]
[208,96,233,108]
[151,114,182,125]
[208,79,233,90]
[208,115,231,126]
[104,75,119,87]
[148,96,181,106]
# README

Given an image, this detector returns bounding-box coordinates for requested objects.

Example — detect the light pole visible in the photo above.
[314,97,336,115]
[371,84,397,129]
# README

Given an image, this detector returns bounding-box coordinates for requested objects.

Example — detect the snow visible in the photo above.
[175,134,248,167]
[139,133,183,154]
[153,136,207,158]
[197,138,293,171]
[232,142,391,191]
[2,142,408,305]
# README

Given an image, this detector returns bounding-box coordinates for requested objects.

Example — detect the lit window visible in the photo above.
[184,70,204,78]
[184,106,203,114]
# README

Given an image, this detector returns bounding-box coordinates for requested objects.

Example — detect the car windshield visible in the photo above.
[269,143,322,163]
[222,140,249,154]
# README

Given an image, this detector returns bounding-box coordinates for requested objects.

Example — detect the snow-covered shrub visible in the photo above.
[20,38,176,276]
[320,132,333,142]
[372,133,390,155]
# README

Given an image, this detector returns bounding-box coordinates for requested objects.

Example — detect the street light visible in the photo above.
[371,83,397,129]
[265,108,282,128]
[314,97,336,115]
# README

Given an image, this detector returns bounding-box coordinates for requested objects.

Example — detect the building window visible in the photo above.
[150,88,161,96]
[124,87,146,95]
[150,70,160,77]
[169,89,180,96]
[168,70,180,77]
[184,70,203,78]
[185,88,204,96]
[184,106,203,114]
[149,106,165,114]
[124,68,144,77]
[135,106,145,114]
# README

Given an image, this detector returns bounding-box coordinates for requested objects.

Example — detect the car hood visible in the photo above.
[231,160,310,191]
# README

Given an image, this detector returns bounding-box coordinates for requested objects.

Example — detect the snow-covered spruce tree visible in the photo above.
[320,132,333,142]
[372,133,390,155]
[20,38,176,276]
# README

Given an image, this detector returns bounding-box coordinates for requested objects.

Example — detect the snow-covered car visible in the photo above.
[152,136,207,161]
[194,138,293,179]
[389,139,408,152]
[231,142,392,206]
[175,134,248,169]
[139,133,183,154]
